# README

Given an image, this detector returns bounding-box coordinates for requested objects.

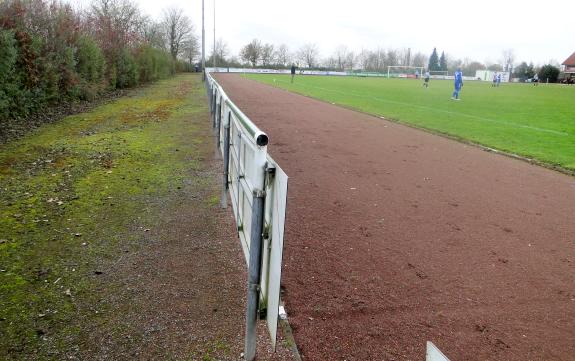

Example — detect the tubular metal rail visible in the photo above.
[205,72,288,361]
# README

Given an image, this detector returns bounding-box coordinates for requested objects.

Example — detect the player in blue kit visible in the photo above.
[451,68,463,100]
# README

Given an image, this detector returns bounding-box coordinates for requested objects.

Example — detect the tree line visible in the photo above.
[210,39,562,82]
[212,39,431,71]
[0,0,200,123]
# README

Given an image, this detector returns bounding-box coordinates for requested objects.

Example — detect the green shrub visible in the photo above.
[115,49,139,88]
[107,64,117,89]
[538,64,560,83]
[74,36,106,100]
[0,0,182,127]
[0,29,19,120]
[59,46,79,97]
[136,45,175,83]
[76,36,106,83]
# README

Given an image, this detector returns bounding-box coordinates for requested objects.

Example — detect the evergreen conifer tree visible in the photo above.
[439,51,447,71]
[428,48,439,71]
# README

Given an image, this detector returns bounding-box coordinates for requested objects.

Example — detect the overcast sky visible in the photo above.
[76,0,574,66]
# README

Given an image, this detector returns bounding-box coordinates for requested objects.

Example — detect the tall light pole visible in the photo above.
[202,0,206,80]
[213,0,216,69]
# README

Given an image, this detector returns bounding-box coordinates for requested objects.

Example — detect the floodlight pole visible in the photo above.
[213,0,216,69]
[202,0,206,81]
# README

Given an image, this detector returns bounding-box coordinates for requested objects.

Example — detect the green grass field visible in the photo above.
[244,74,575,171]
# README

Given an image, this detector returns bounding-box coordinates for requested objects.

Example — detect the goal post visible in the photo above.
[387,65,425,79]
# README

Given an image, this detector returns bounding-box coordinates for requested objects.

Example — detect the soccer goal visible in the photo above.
[387,66,425,79]
[429,70,449,79]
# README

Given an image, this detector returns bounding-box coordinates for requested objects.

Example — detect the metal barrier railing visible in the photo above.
[205,72,288,361]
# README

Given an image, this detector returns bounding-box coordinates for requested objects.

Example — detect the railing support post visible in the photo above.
[220,114,230,209]
[212,91,217,129]
[244,188,266,361]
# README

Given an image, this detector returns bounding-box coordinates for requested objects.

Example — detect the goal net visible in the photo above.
[387,66,425,79]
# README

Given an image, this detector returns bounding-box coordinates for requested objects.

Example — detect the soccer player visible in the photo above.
[533,73,539,86]
[290,64,296,83]
[451,68,463,100]
[423,70,430,88]
[496,73,502,87]
[492,73,497,87]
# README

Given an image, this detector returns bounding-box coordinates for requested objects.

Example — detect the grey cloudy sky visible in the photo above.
[78,0,575,65]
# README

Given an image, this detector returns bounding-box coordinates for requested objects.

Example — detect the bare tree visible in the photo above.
[344,51,355,69]
[357,49,370,70]
[333,45,350,70]
[501,48,515,72]
[372,48,386,71]
[140,17,164,49]
[447,56,463,73]
[209,38,229,65]
[486,63,503,71]
[386,49,399,66]
[365,50,388,72]
[260,43,274,67]
[90,0,143,56]
[297,43,319,68]
[365,51,378,71]
[397,48,410,66]
[182,35,200,66]
[240,39,262,67]
[162,6,194,60]
[462,60,486,76]
[323,56,337,69]
[274,44,291,67]
[411,52,428,68]
[216,39,229,60]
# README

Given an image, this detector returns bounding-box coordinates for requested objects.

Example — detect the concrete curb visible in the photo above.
[279,315,303,361]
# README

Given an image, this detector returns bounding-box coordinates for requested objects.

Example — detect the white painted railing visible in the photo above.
[205,71,288,361]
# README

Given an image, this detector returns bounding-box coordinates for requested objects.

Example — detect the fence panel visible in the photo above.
[205,71,288,354]
[261,158,288,349]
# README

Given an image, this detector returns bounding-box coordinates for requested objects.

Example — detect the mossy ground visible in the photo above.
[0,74,210,358]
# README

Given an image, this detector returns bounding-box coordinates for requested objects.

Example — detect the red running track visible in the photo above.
[214,74,575,361]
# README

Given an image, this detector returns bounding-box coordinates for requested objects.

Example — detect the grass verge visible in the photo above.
[0,73,207,358]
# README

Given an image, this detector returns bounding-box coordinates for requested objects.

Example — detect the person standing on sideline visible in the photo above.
[451,68,463,100]
[533,73,539,86]
[496,73,502,87]
[492,73,497,87]
[290,64,296,83]
[423,70,430,88]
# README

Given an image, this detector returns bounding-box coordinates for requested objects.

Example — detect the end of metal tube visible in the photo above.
[256,134,268,146]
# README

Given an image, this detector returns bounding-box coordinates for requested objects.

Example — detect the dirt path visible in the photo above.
[75,150,295,360]
[214,74,575,361]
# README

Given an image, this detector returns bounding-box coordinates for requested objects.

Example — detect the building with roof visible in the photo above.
[562,52,575,80]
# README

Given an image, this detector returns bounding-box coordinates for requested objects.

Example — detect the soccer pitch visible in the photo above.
[244,74,575,171]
